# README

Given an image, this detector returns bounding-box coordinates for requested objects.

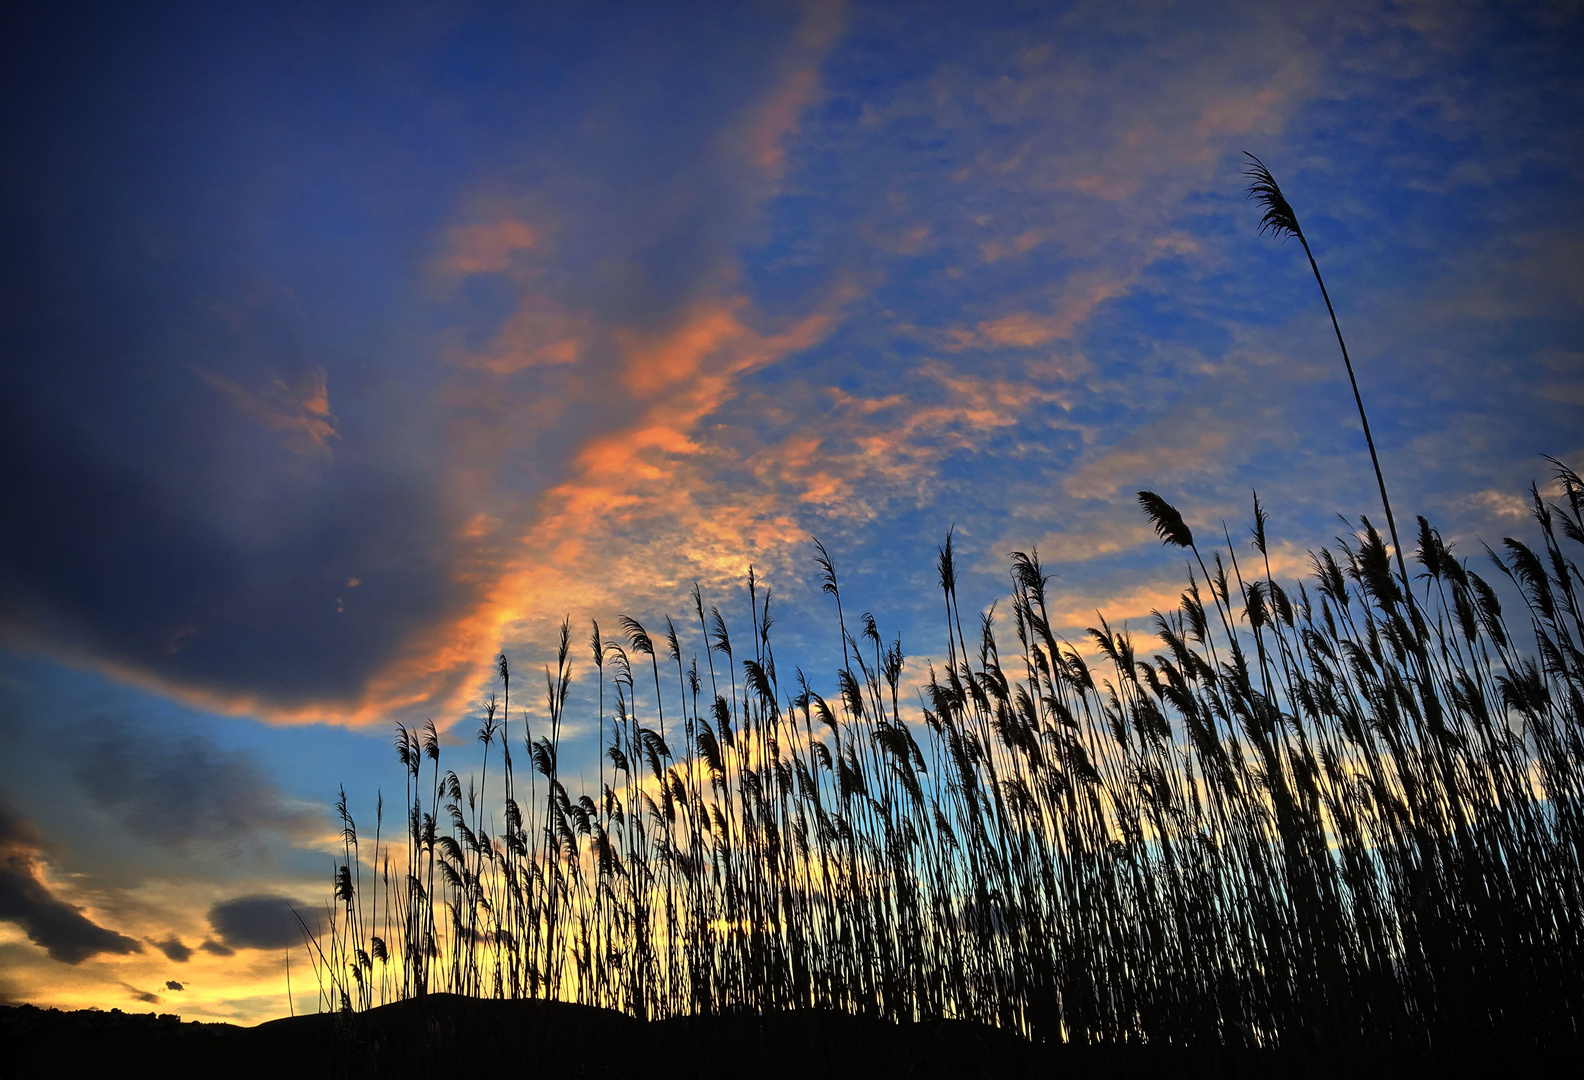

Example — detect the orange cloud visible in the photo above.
[618,301,753,396]
[1049,576,1196,642]
[310,14,857,728]
[1193,56,1311,141]
[748,67,821,175]
[709,361,1075,533]
[405,314,834,691]
[294,296,844,730]
[467,299,590,374]
[1064,426,1232,501]
[37,1,864,734]
[976,274,1142,347]
[978,312,1065,348]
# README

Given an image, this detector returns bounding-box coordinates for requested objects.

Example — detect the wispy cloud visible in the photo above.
[264,0,861,726]
[438,218,540,279]
[70,720,318,856]
[194,366,339,457]
[1064,418,1233,501]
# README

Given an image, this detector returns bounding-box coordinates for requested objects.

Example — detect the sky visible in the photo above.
[1,0,1580,1022]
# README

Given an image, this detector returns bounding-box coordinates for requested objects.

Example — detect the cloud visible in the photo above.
[457,294,592,375]
[165,980,184,991]
[123,983,160,1005]
[1466,488,1530,521]
[0,370,473,723]
[194,366,339,457]
[208,894,319,952]
[1011,518,1156,567]
[71,720,317,856]
[199,939,235,958]
[408,299,846,703]
[0,795,141,965]
[3,0,1580,751]
[724,362,1073,526]
[275,2,864,725]
[1064,422,1233,501]
[438,218,540,279]
[150,937,192,963]
[1426,228,1584,324]
[0,0,857,733]
[974,277,1137,349]
[735,0,845,176]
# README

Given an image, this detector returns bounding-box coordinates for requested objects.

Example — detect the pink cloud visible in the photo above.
[438,218,540,278]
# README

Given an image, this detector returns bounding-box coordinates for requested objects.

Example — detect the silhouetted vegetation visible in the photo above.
[294,158,1581,1068]
[1245,152,1411,589]
[306,460,1584,1062]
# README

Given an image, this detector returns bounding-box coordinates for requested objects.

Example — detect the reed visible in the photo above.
[305,461,1584,1053]
[1244,153,1411,593]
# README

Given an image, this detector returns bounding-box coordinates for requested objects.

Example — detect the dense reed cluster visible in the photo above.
[305,460,1584,1052]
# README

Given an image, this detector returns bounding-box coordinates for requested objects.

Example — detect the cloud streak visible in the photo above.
[195,367,339,457]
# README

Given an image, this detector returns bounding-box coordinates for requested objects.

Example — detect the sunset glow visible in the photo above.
[2,0,1580,1024]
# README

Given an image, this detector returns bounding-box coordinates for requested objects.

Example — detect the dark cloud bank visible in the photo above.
[0,796,139,964]
[208,894,318,952]
[0,5,479,715]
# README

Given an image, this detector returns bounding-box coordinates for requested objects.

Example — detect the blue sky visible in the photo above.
[1,0,1580,1019]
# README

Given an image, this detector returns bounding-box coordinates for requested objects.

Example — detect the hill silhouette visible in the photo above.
[1,995,1538,1079]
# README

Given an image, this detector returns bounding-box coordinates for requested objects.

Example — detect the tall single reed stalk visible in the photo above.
[1244,153,1412,594]
[308,464,1584,1054]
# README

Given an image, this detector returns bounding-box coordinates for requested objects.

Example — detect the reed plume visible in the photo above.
[1245,152,1411,593]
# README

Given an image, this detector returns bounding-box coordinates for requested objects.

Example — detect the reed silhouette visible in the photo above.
[299,159,1582,1064]
[305,461,1584,1060]
[1244,152,1410,593]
